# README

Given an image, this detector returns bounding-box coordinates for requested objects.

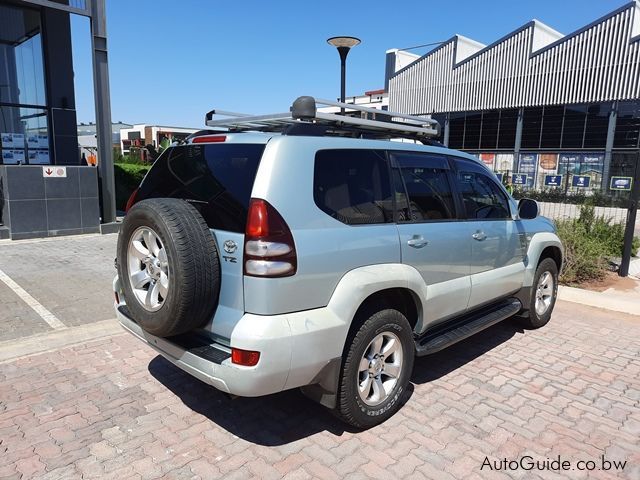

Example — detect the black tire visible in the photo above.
[117,198,220,337]
[336,309,414,428]
[515,257,558,329]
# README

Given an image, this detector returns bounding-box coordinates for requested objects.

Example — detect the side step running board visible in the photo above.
[415,298,522,356]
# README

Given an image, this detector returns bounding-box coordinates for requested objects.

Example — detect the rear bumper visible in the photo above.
[113,278,347,398]
[116,304,293,397]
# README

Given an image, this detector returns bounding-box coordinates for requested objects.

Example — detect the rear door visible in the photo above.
[450,156,525,308]
[135,142,266,339]
[392,152,472,329]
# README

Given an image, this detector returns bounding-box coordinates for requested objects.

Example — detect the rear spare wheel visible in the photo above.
[116,198,220,337]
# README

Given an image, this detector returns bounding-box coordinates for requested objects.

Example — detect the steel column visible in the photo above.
[90,0,115,223]
[602,102,617,192]
[619,150,640,277]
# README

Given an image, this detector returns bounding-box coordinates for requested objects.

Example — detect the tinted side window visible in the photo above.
[392,153,456,221]
[314,149,393,225]
[453,158,511,219]
[136,144,265,232]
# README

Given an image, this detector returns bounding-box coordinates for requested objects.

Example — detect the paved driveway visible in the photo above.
[1,299,639,479]
[0,234,639,479]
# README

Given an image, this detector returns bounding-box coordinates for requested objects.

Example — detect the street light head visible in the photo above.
[327,36,361,49]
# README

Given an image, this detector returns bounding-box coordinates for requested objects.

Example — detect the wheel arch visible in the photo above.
[539,245,563,273]
[301,264,424,409]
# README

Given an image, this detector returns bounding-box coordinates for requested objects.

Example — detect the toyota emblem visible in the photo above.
[223,240,237,254]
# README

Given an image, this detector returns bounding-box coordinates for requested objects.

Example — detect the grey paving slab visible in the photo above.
[0,281,51,342]
[0,234,118,329]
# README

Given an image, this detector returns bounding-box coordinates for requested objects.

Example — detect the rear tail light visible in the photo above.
[125,188,139,212]
[231,348,260,366]
[244,198,297,277]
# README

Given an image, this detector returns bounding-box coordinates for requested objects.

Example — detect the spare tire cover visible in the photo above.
[117,198,220,337]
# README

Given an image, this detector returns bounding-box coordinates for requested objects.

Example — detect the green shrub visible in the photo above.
[555,204,639,284]
[556,218,609,284]
[114,163,150,211]
[118,153,143,165]
[577,204,640,256]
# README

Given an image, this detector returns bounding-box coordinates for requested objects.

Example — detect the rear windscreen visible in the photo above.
[136,143,265,232]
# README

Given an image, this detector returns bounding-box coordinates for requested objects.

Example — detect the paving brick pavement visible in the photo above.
[0,301,639,479]
[0,234,117,330]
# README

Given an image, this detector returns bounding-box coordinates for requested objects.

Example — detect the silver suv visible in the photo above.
[113,97,562,428]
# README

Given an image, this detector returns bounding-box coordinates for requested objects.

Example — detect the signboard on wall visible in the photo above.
[479,153,496,170]
[495,153,514,173]
[580,153,604,188]
[512,173,528,185]
[42,166,67,178]
[544,175,563,187]
[536,153,559,189]
[610,176,633,191]
[518,153,538,187]
[28,150,50,164]
[1,133,25,149]
[558,153,580,176]
[572,175,591,188]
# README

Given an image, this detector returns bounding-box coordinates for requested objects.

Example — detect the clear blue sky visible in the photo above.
[71,0,627,128]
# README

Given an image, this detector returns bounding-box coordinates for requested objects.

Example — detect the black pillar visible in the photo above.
[42,8,79,166]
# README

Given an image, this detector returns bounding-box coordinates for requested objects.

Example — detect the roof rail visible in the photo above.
[204,96,441,143]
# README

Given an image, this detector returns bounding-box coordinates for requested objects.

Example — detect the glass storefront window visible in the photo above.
[521,107,543,149]
[497,109,518,149]
[0,5,48,165]
[448,112,465,149]
[583,103,609,149]
[561,105,587,149]
[464,112,481,150]
[540,106,564,149]
[480,110,499,150]
[0,5,46,107]
[614,101,640,149]
[0,106,49,164]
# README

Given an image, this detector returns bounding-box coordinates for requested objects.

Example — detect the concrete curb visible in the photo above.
[558,285,640,316]
[0,319,124,363]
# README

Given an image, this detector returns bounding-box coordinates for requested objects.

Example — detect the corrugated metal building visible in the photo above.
[388,1,640,191]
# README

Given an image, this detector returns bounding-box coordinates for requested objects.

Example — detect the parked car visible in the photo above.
[113,97,562,428]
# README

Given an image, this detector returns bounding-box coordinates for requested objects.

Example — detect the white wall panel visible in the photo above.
[389,1,640,114]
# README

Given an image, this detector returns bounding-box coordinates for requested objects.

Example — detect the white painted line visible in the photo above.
[0,267,66,330]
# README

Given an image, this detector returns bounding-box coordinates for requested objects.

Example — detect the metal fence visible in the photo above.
[511,150,640,275]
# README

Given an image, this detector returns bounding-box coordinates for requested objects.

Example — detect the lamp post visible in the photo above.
[327,36,361,114]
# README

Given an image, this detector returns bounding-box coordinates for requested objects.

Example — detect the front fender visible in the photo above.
[524,232,563,287]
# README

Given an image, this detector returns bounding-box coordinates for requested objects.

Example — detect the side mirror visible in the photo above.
[518,198,539,219]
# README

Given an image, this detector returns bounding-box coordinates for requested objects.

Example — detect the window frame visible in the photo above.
[448,156,513,221]
[388,151,461,224]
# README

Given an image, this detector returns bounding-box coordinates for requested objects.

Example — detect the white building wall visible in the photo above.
[389,1,640,114]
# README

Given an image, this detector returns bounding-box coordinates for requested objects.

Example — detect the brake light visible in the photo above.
[125,188,139,212]
[192,135,226,144]
[231,348,260,366]
[244,198,297,277]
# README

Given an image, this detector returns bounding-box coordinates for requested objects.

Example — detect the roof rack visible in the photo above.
[204,96,441,143]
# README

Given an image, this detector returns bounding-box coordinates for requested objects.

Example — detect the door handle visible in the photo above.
[472,231,487,241]
[407,235,429,248]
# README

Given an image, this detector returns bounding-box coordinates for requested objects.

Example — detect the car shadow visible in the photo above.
[147,320,522,445]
